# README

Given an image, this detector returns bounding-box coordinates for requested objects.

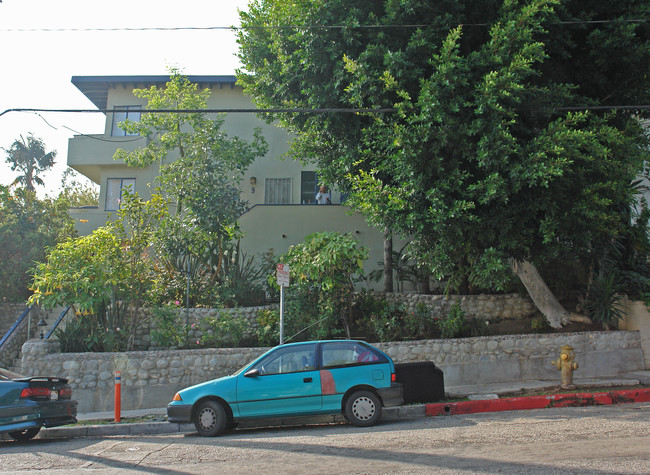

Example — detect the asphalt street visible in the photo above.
[1,401,649,474]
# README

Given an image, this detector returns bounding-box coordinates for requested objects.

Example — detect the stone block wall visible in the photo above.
[130,305,277,350]
[0,304,51,368]
[129,293,533,350]
[376,292,536,320]
[21,330,645,413]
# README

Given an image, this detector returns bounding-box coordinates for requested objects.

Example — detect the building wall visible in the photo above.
[238,204,402,281]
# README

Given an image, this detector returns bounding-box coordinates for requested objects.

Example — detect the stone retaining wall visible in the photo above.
[0,304,50,368]
[376,292,536,320]
[130,293,534,350]
[22,330,645,413]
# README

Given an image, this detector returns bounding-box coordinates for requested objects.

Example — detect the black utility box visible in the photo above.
[395,361,445,404]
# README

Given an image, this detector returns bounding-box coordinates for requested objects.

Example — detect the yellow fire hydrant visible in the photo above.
[551,344,578,389]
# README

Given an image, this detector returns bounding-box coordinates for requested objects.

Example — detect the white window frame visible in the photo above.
[265,178,292,204]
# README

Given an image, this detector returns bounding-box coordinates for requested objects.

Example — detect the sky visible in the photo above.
[0,0,250,196]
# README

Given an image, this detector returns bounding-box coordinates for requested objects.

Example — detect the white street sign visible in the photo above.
[277,263,290,287]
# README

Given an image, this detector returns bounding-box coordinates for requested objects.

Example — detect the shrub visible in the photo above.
[365,300,409,342]
[585,270,625,330]
[437,302,467,339]
[530,314,551,333]
[199,311,250,348]
[151,304,188,348]
[464,317,490,337]
[54,314,128,353]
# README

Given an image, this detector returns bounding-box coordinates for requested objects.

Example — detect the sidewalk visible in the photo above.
[34,372,650,440]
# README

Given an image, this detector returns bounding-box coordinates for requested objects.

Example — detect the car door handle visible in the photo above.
[303,377,313,383]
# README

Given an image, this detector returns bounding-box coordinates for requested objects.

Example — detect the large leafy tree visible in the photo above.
[114,69,268,277]
[0,185,76,302]
[29,193,168,350]
[237,0,649,327]
[3,133,56,191]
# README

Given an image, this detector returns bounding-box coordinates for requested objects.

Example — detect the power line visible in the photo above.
[0,107,401,117]
[2,105,649,118]
[0,18,646,33]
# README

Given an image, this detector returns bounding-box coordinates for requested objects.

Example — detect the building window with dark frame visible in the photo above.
[300,171,318,204]
[105,178,136,211]
[111,105,142,136]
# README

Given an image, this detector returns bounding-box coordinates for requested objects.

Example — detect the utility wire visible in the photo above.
[0,18,646,32]
[1,105,649,118]
[0,107,400,117]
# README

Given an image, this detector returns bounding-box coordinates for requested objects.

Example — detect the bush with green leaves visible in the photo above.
[198,310,251,348]
[255,288,342,346]
[151,304,188,348]
[354,294,441,342]
[54,314,128,353]
[530,314,552,333]
[585,270,625,330]
[437,303,467,339]
[362,299,408,342]
[275,232,368,338]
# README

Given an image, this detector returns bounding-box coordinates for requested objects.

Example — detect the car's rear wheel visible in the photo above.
[194,400,227,437]
[345,390,382,427]
[8,427,41,441]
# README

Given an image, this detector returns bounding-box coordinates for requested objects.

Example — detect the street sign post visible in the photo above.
[276,264,290,344]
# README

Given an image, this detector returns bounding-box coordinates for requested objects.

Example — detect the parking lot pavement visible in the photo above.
[34,374,650,440]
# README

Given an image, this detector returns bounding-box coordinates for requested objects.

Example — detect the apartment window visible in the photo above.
[105,178,136,211]
[300,171,318,204]
[111,106,141,136]
[265,178,291,204]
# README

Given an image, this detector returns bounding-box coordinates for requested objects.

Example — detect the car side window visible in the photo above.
[321,342,386,368]
[253,344,317,375]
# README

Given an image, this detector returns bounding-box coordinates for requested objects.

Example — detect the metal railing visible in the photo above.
[45,306,72,339]
[0,306,33,351]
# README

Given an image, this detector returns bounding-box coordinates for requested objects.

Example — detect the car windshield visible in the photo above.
[0,367,26,380]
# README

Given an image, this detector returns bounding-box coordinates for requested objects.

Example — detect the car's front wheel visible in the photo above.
[8,427,41,441]
[194,400,227,437]
[345,390,382,427]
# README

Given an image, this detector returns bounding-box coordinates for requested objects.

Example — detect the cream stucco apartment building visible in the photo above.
[67,75,396,284]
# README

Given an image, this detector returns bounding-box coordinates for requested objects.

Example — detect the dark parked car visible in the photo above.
[168,340,403,436]
[0,368,77,441]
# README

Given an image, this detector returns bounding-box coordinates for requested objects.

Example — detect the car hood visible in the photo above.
[177,373,238,403]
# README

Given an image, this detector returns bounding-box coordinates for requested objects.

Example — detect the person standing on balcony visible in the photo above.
[316,185,331,204]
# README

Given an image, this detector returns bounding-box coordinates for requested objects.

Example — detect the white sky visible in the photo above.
[0,0,250,196]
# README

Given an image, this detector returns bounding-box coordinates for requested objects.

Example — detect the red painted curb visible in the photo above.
[425,388,650,417]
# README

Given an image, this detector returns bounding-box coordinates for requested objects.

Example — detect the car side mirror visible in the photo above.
[244,369,260,377]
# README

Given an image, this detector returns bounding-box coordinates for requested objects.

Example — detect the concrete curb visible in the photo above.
[425,387,650,417]
[37,387,650,440]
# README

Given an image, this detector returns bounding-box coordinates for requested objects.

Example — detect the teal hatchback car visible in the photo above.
[167,340,403,436]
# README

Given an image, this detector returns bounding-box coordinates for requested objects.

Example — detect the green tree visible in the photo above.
[57,168,99,207]
[111,190,169,347]
[29,227,131,351]
[114,68,268,278]
[277,231,368,338]
[3,133,56,191]
[0,185,76,302]
[237,0,649,327]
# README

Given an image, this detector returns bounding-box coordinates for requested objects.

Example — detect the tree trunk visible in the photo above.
[383,229,394,293]
[510,259,592,329]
